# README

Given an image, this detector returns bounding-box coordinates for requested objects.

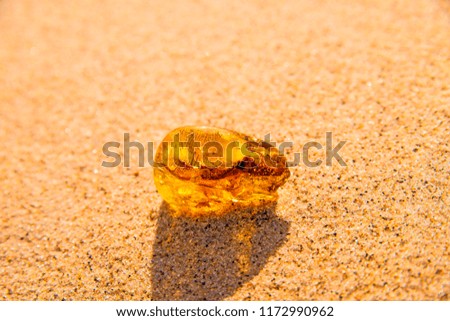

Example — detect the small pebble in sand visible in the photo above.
[153,126,290,216]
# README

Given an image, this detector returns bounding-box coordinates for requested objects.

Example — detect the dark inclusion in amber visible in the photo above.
[154,126,290,216]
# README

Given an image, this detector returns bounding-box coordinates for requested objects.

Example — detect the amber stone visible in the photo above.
[153,126,290,216]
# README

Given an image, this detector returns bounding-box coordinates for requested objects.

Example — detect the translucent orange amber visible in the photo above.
[154,126,290,216]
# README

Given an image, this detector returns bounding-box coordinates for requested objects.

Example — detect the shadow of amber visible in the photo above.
[150,202,290,300]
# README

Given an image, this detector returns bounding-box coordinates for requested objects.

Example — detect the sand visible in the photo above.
[0,0,449,300]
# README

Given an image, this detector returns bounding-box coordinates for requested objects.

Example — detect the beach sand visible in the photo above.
[0,0,449,300]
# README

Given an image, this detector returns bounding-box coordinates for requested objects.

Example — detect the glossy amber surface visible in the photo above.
[154,126,290,216]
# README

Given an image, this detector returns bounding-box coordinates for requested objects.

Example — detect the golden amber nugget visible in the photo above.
[154,126,290,216]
